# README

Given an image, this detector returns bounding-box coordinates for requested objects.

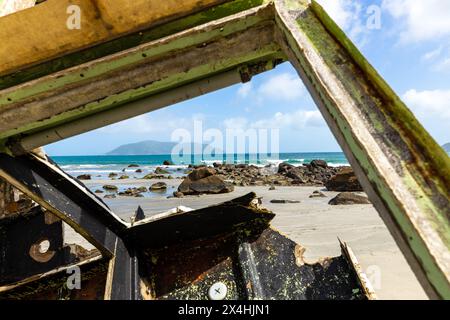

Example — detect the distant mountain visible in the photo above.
[442,143,450,153]
[106,140,213,155]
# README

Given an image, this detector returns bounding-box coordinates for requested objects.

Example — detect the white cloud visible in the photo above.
[223,117,249,130]
[257,73,304,101]
[251,110,325,130]
[422,47,443,62]
[223,109,326,132]
[382,0,450,43]
[316,0,367,47]
[435,57,450,72]
[100,113,204,134]
[237,83,252,98]
[316,0,354,30]
[402,89,450,120]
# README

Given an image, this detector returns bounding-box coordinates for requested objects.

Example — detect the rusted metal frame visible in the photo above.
[0,153,128,257]
[104,237,142,300]
[236,230,370,300]
[128,192,274,249]
[0,3,280,145]
[0,192,373,300]
[0,206,65,284]
[274,0,449,299]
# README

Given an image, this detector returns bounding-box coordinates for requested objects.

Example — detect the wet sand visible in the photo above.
[71,178,428,300]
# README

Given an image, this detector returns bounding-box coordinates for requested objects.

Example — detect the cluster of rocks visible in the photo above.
[182,161,360,189]
[100,182,168,198]
[176,167,234,196]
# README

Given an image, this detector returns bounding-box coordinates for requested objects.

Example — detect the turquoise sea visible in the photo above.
[52,152,349,179]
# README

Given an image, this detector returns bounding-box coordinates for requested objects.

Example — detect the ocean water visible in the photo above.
[52,152,349,179]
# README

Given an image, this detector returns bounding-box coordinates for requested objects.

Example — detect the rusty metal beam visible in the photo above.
[273,0,449,299]
[0,153,127,256]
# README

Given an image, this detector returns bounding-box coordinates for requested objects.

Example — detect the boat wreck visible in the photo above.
[0,0,448,299]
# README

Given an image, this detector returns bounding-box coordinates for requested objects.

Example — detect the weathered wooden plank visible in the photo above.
[0,4,280,145]
[0,0,231,76]
[0,0,267,90]
[274,0,450,299]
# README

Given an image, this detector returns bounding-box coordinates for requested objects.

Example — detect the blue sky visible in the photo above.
[46,0,450,156]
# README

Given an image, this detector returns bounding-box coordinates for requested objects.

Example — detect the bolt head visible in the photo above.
[208,282,227,300]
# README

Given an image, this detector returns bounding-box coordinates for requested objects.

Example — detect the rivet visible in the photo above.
[208,282,227,300]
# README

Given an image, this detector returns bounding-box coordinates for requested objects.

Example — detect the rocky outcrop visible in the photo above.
[210,160,340,187]
[325,167,363,192]
[77,174,91,180]
[128,164,139,168]
[142,174,165,179]
[178,167,234,195]
[173,191,184,198]
[155,167,169,174]
[163,160,174,165]
[118,188,144,197]
[103,185,118,191]
[270,199,300,204]
[150,182,167,191]
[309,191,326,198]
[310,160,327,168]
[328,192,370,205]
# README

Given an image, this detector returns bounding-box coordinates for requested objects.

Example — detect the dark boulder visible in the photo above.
[309,191,327,198]
[155,167,169,174]
[328,192,370,205]
[77,174,91,180]
[310,159,328,168]
[163,160,174,165]
[277,162,306,182]
[103,185,118,191]
[270,199,301,204]
[173,191,184,198]
[150,182,167,191]
[128,164,139,168]
[325,167,363,192]
[178,167,234,195]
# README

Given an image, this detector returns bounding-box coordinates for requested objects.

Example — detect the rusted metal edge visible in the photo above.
[0,153,126,256]
[339,240,377,300]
